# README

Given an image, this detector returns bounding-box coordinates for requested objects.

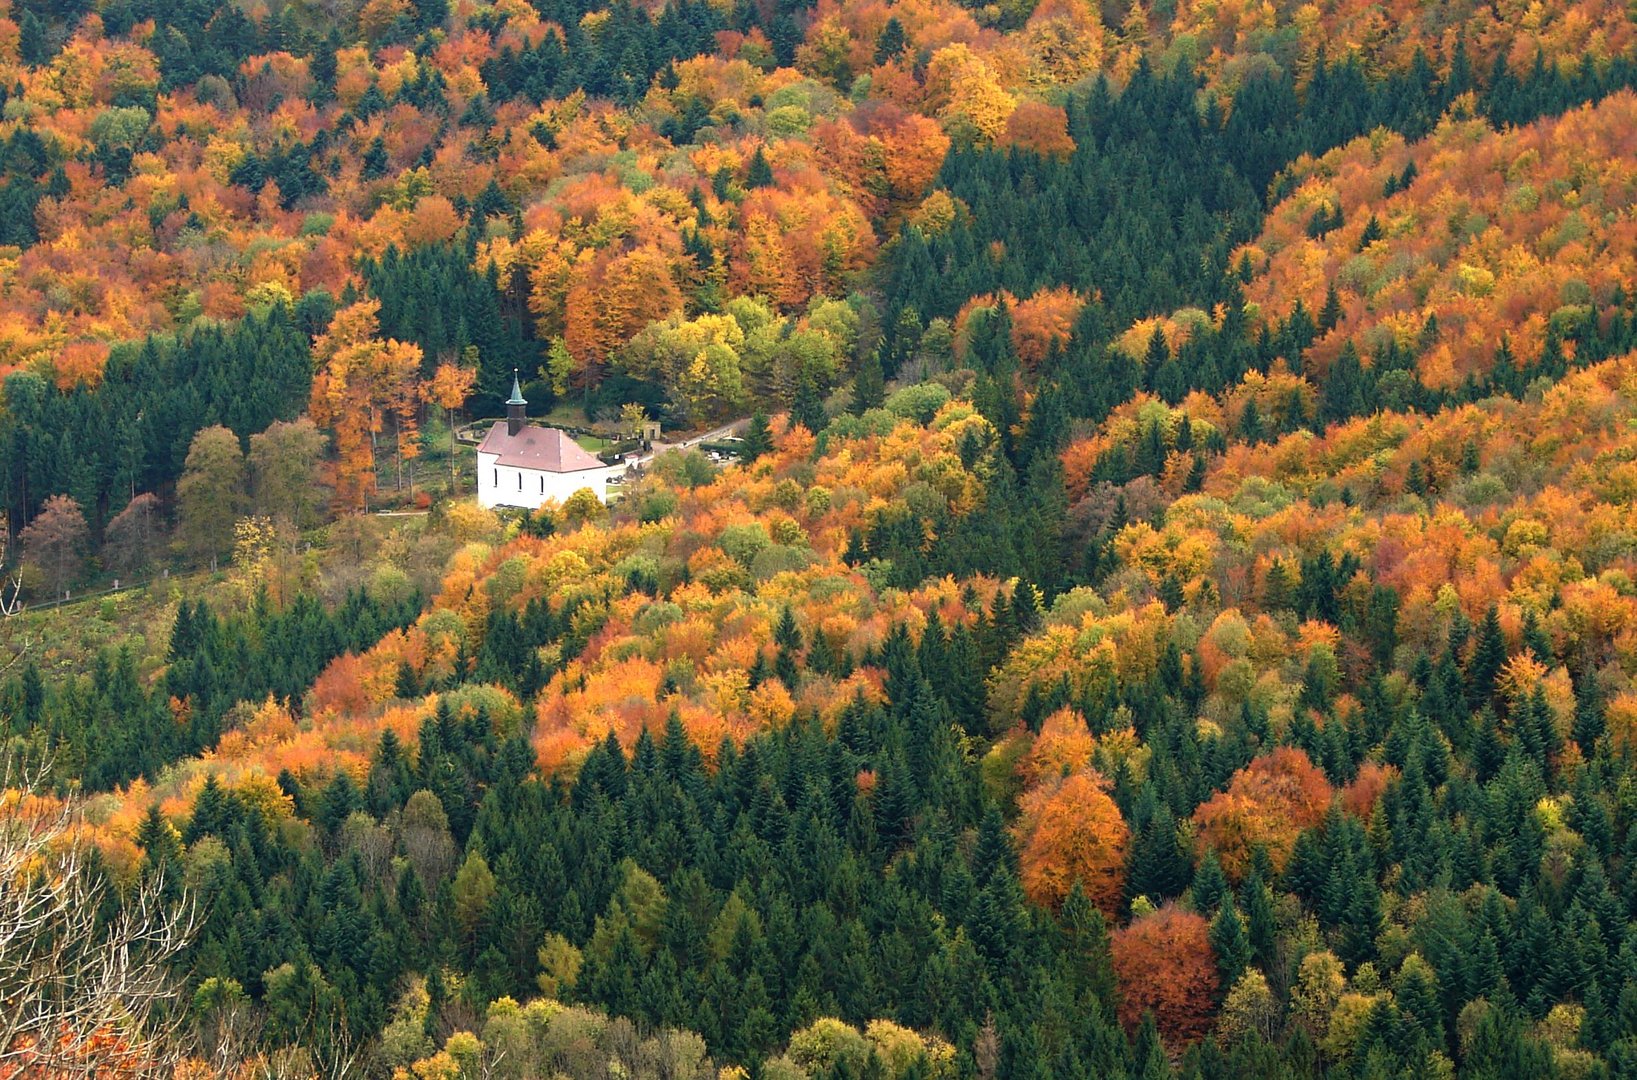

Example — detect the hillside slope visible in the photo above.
[1241,91,1637,388]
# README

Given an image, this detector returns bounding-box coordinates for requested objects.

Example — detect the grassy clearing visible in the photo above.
[574,432,613,451]
[0,570,210,682]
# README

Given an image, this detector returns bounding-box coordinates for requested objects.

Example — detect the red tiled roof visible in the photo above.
[477,423,606,473]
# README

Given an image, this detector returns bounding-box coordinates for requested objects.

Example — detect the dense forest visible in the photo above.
[7,0,1637,1076]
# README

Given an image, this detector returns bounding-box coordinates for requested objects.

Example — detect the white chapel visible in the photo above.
[476,374,616,509]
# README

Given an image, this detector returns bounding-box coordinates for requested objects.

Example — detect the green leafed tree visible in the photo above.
[249,417,328,530]
[176,425,245,568]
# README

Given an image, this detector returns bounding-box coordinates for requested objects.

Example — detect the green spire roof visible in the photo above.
[506,370,527,406]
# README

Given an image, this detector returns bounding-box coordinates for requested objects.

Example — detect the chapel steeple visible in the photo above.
[506,370,527,436]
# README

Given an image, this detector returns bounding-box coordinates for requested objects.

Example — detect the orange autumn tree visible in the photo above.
[425,355,477,420]
[1020,706,1096,785]
[956,287,1085,369]
[563,246,685,385]
[1110,904,1219,1044]
[309,299,425,509]
[999,101,1074,158]
[731,184,877,309]
[1192,747,1334,880]
[426,355,477,494]
[1015,768,1129,915]
[53,341,111,390]
[1010,286,1084,366]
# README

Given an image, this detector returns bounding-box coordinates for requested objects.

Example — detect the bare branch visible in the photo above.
[0,748,198,1077]
[0,532,25,619]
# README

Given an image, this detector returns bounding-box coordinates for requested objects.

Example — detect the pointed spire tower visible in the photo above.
[506,369,527,436]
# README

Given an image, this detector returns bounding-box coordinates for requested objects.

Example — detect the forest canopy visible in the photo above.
[6,0,1637,1076]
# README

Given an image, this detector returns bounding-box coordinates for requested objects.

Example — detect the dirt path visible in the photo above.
[632,418,749,462]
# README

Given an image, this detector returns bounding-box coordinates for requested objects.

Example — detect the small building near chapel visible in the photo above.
[476,375,616,509]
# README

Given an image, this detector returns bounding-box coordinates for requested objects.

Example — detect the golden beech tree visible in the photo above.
[1021,706,1096,784]
[309,299,425,509]
[1111,904,1219,1043]
[425,355,477,493]
[425,355,477,417]
[926,44,1016,142]
[1015,768,1129,915]
[1021,0,1105,86]
[524,235,581,343]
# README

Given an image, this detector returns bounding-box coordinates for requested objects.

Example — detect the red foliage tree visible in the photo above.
[1342,761,1396,818]
[103,492,165,576]
[1110,904,1219,1043]
[20,495,89,598]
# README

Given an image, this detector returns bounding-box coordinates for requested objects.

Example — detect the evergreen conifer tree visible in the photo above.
[741,412,773,462]
[791,372,827,434]
[851,350,886,415]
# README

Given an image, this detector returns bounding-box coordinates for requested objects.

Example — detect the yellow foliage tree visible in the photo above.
[309,299,426,509]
